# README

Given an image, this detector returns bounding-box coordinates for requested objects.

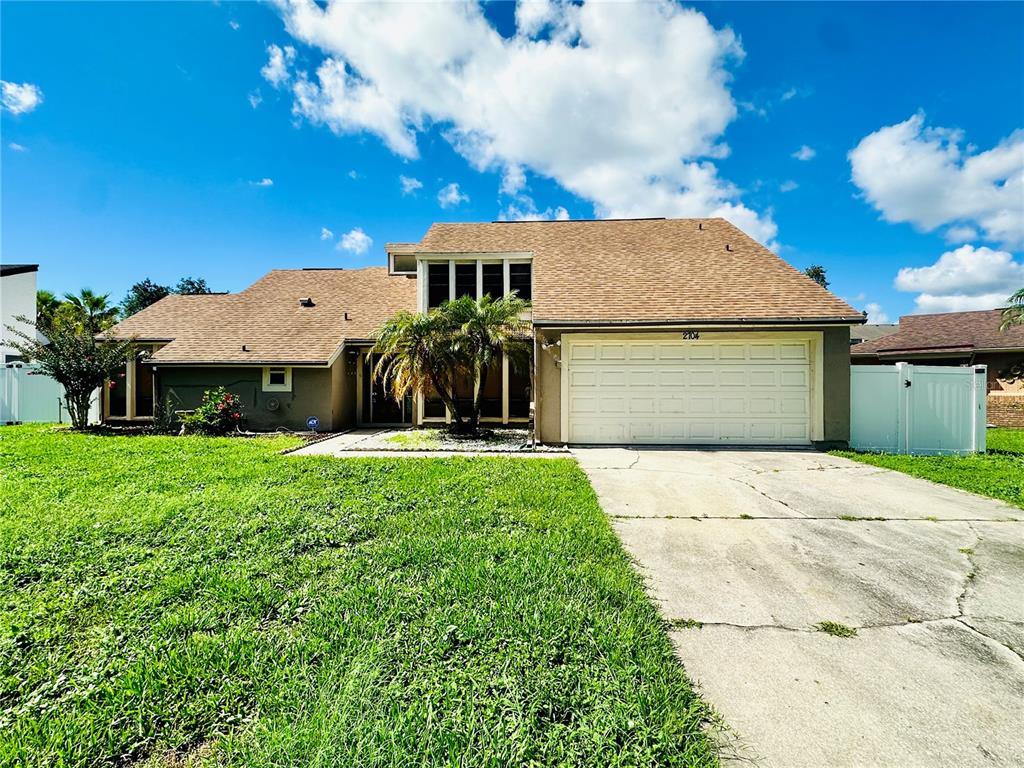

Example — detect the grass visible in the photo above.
[832,427,1024,509]
[814,621,857,638]
[0,425,716,767]
[383,429,442,449]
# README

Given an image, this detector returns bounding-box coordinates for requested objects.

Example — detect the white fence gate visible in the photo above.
[0,363,100,425]
[850,363,987,455]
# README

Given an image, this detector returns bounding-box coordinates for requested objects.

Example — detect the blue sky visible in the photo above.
[2,1,1022,322]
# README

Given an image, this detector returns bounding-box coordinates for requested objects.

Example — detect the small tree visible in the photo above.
[120,279,170,318]
[804,265,829,290]
[5,314,135,430]
[1000,288,1024,331]
[372,294,531,434]
[174,276,212,295]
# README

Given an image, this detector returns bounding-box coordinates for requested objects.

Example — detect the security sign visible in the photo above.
[306,416,320,431]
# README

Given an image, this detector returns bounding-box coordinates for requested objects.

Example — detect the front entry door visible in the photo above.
[364,353,410,424]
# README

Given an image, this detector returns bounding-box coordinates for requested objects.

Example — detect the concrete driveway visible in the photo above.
[573,447,1024,768]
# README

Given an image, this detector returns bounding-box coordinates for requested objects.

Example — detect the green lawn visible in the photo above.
[832,427,1024,509]
[0,426,715,767]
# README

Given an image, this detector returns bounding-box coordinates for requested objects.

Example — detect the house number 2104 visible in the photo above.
[682,331,701,340]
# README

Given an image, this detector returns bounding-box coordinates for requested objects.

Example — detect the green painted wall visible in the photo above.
[156,366,336,432]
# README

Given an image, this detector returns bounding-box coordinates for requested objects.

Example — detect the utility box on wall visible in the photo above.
[850,363,987,456]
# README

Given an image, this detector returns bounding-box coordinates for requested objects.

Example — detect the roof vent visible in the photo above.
[344,312,351,321]
[242,344,250,352]
[725,244,732,251]
[698,222,703,231]
[299,297,315,307]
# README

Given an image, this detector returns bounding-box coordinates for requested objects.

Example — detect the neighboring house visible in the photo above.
[1,264,39,363]
[850,323,899,346]
[102,218,865,446]
[851,309,1024,427]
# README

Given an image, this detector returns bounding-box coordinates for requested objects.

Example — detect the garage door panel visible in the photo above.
[566,336,813,445]
[598,344,626,360]
[601,370,627,387]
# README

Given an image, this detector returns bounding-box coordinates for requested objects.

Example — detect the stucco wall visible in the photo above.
[1,269,37,361]
[156,366,337,431]
[534,326,853,446]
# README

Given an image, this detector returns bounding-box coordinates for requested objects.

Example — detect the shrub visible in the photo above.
[179,387,243,435]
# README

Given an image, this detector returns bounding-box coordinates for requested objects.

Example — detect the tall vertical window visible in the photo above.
[454,263,476,299]
[427,263,450,309]
[509,263,532,301]
[482,263,503,299]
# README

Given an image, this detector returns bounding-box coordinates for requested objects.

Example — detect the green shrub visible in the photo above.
[179,387,243,435]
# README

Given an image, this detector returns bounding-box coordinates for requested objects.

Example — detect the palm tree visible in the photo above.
[36,290,62,335]
[372,294,531,433]
[1000,288,1024,331]
[62,288,119,334]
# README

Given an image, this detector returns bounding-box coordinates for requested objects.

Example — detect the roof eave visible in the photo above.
[532,316,866,328]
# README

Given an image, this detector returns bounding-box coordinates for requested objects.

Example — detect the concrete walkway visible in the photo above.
[573,447,1024,768]
[288,429,564,458]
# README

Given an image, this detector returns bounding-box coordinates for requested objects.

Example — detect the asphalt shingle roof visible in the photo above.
[104,267,417,364]
[417,217,862,324]
[850,309,1024,357]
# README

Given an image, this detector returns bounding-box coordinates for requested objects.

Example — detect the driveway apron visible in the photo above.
[573,447,1024,768]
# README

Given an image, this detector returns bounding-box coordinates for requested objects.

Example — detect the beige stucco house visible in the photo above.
[102,217,865,446]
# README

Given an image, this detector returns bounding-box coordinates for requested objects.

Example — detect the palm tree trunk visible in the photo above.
[427,369,463,430]
[470,361,488,433]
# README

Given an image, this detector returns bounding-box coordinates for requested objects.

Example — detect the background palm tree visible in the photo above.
[61,288,119,334]
[1000,288,1024,330]
[372,294,531,433]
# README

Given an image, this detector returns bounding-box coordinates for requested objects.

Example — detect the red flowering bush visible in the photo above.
[179,387,243,436]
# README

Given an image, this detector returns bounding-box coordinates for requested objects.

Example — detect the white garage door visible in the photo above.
[565,335,813,445]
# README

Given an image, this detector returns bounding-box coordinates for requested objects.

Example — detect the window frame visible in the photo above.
[262,366,292,392]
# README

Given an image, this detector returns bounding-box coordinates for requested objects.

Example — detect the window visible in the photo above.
[262,367,292,392]
[482,263,503,299]
[390,253,416,275]
[427,263,450,309]
[509,263,532,301]
[454,262,476,299]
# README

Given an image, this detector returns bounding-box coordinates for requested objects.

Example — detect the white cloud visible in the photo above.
[229,20,240,31]
[944,225,977,244]
[499,199,570,221]
[437,182,469,208]
[792,144,816,161]
[320,226,334,240]
[913,292,1013,314]
[895,244,1024,313]
[1,81,43,115]
[863,302,889,324]
[849,113,1024,249]
[399,174,422,194]
[8,142,27,152]
[347,169,359,179]
[780,87,797,102]
[500,164,527,196]
[248,89,263,109]
[261,44,297,88]
[250,177,274,187]
[337,227,372,254]
[779,180,798,193]
[270,0,777,245]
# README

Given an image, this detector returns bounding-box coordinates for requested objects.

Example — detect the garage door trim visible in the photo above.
[559,331,824,445]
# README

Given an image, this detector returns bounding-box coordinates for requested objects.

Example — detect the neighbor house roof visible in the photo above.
[850,324,900,345]
[0,264,39,277]
[416,217,863,325]
[103,267,417,364]
[850,309,1024,358]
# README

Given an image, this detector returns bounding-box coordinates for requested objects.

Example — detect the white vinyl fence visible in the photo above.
[850,363,987,455]
[0,363,100,425]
